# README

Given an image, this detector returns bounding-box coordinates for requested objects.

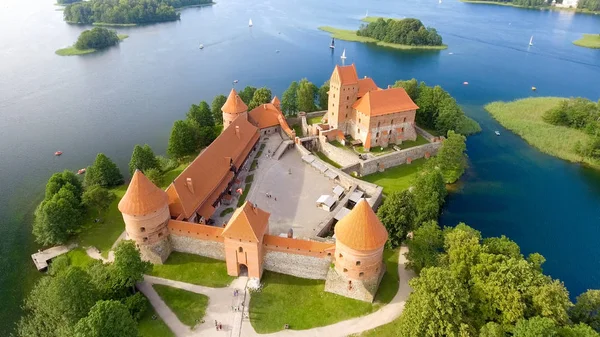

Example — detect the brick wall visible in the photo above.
[263,251,332,280]
[170,234,226,261]
[358,142,441,176]
[317,136,360,167]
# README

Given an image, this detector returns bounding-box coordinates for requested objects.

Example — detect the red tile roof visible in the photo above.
[166,117,259,219]
[358,77,379,97]
[352,87,418,116]
[334,199,388,250]
[334,64,359,85]
[222,88,248,115]
[248,104,281,129]
[222,202,270,242]
[119,170,168,216]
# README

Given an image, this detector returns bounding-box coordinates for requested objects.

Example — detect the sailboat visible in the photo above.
[330,38,335,49]
[529,36,534,46]
[249,19,253,27]
[341,49,346,60]
[365,10,369,18]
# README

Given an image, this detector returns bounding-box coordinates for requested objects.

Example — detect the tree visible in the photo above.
[377,190,417,248]
[49,254,71,276]
[571,290,600,332]
[248,87,273,110]
[186,101,214,127]
[82,186,115,216]
[239,86,257,105]
[296,78,318,112]
[513,316,557,337]
[167,120,198,159]
[318,81,330,110]
[405,221,444,274]
[197,125,218,148]
[74,28,120,50]
[111,241,151,292]
[398,267,472,336]
[128,144,159,175]
[444,223,482,283]
[122,292,148,321]
[144,167,163,187]
[85,153,124,187]
[211,94,227,124]
[45,170,83,202]
[479,322,505,337]
[436,97,463,135]
[434,131,467,184]
[483,235,521,258]
[18,267,99,337]
[558,323,600,337]
[33,184,83,245]
[281,81,299,115]
[411,167,446,224]
[393,78,419,101]
[74,300,138,337]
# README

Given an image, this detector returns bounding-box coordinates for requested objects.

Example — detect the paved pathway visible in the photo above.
[137,246,414,337]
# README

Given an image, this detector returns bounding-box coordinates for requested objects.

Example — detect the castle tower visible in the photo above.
[327,64,359,133]
[271,96,281,110]
[222,88,248,129]
[118,170,172,264]
[325,199,388,302]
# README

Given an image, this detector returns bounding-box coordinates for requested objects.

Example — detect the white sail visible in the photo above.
[529,36,533,46]
[341,49,346,59]
[365,10,368,17]
[249,19,253,27]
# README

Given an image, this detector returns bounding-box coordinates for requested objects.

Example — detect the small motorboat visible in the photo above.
[532,86,537,91]
[249,19,253,27]
[77,168,86,175]
[199,44,204,49]
[233,80,239,84]
[495,131,500,136]
[448,52,453,55]
[330,38,335,49]
[463,81,469,85]
[55,151,63,156]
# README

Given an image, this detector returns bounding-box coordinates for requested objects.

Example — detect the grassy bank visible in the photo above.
[485,97,599,168]
[250,249,399,333]
[460,0,600,14]
[55,34,128,56]
[152,284,209,327]
[93,22,137,27]
[361,157,427,194]
[319,26,447,51]
[573,34,600,49]
[149,252,234,288]
[138,297,175,337]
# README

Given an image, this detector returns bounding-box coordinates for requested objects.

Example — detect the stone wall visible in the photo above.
[415,125,437,142]
[357,142,441,176]
[170,234,226,261]
[263,250,332,280]
[324,264,386,303]
[140,237,173,264]
[317,136,360,168]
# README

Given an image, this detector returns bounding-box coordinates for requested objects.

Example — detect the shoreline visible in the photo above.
[573,34,600,49]
[460,0,600,15]
[55,34,128,56]
[318,26,447,51]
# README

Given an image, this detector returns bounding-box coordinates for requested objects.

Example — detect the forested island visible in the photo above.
[56,0,81,4]
[462,0,600,14]
[486,97,600,168]
[56,27,128,56]
[319,17,447,51]
[63,0,214,25]
[574,34,600,48]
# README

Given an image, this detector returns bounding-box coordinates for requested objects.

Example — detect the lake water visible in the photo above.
[1,0,599,333]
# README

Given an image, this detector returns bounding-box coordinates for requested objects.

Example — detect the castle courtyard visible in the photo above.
[244,135,335,239]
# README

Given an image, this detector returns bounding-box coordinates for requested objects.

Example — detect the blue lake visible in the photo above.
[0,0,599,333]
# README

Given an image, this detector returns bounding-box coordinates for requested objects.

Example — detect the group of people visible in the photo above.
[265,192,277,201]
[214,320,223,331]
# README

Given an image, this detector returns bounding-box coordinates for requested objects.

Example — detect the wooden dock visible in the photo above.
[31,243,77,271]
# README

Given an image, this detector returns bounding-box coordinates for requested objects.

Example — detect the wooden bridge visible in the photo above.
[31,243,77,271]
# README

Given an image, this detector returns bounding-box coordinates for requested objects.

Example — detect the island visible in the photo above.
[461,0,600,15]
[63,0,214,26]
[319,17,447,51]
[486,97,600,169]
[56,27,128,56]
[574,33,600,49]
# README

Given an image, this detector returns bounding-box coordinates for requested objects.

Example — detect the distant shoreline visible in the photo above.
[319,17,447,51]
[460,0,600,15]
[573,34,600,49]
[55,34,128,56]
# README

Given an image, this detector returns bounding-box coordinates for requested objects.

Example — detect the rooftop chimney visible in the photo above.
[186,177,194,193]
[235,125,240,138]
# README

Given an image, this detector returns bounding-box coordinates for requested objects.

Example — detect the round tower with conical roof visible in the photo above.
[118,170,172,264]
[325,199,388,302]
[222,88,248,129]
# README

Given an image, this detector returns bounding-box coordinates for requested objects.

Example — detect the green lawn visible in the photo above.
[330,140,345,148]
[161,162,189,188]
[220,207,234,217]
[485,97,599,168]
[315,151,342,168]
[319,26,447,51]
[307,116,324,125]
[250,159,258,171]
[361,158,427,194]
[56,34,128,56]
[152,284,209,327]
[399,134,430,149]
[293,124,303,137]
[237,183,251,207]
[149,252,234,288]
[77,185,127,256]
[249,249,399,333]
[66,248,95,268]
[245,174,254,183]
[574,34,600,49]
[138,297,175,337]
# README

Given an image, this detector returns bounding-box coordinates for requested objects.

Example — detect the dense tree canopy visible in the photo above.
[34,183,83,246]
[411,167,447,225]
[318,81,330,110]
[281,81,299,115]
[74,28,119,50]
[248,87,273,110]
[377,190,417,248]
[82,186,115,216]
[211,94,227,124]
[63,0,212,25]
[111,241,151,291]
[74,300,138,337]
[128,144,159,175]
[186,101,214,127]
[167,120,199,159]
[58,0,81,4]
[357,18,443,46]
[84,153,124,187]
[297,78,318,112]
[571,290,600,332]
[405,221,444,274]
[239,86,257,105]
[432,131,467,184]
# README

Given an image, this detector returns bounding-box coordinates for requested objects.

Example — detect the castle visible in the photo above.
[116,65,413,302]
